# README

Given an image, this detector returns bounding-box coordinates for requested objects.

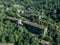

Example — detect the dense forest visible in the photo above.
[0,0,60,45]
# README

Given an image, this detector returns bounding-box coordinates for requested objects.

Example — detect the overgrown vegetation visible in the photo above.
[0,0,60,45]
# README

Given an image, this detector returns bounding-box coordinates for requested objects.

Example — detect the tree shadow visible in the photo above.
[23,23,44,35]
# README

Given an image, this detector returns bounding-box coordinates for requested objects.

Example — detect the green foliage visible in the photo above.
[0,0,60,45]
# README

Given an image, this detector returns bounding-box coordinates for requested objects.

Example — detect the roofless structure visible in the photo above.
[4,16,58,37]
[23,21,46,30]
[4,16,58,30]
[4,16,46,30]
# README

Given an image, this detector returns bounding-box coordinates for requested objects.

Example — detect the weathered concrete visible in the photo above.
[0,43,13,45]
[39,40,50,45]
[23,21,46,30]
[5,16,57,30]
